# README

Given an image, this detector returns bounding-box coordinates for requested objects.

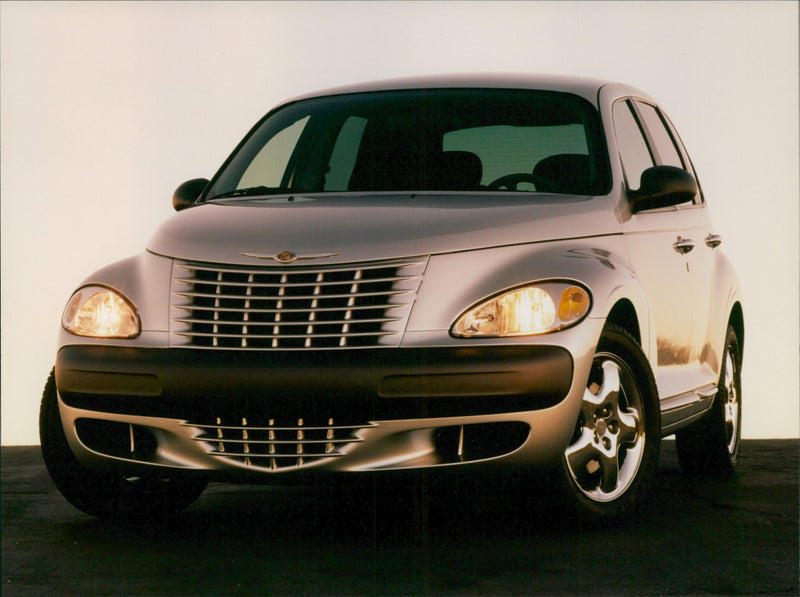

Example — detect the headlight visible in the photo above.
[451,282,591,338]
[62,286,140,338]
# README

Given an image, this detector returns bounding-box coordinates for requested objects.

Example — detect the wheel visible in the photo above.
[560,325,660,521]
[40,369,207,519]
[675,325,742,477]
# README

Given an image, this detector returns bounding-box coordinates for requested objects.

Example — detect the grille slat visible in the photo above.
[207,452,346,459]
[201,438,354,446]
[174,330,396,340]
[174,316,401,326]
[173,275,416,288]
[174,303,406,314]
[171,257,426,350]
[175,261,423,276]
[174,289,412,302]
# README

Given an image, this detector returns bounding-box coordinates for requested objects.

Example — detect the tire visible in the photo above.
[40,368,208,520]
[675,325,742,477]
[560,324,661,522]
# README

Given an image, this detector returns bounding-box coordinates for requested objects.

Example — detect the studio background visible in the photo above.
[1,1,797,445]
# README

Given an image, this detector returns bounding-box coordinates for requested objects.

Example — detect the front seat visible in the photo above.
[532,153,592,195]
[427,151,483,191]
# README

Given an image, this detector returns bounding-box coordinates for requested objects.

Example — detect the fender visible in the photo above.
[406,236,650,351]
[702,248,745,379]
[57,251,174,349]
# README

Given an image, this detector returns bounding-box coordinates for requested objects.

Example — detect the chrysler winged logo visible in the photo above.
[239,250,341,264]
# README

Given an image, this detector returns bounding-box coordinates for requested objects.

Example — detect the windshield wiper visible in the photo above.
[207,186,309,200]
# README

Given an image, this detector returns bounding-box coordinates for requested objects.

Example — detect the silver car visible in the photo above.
[41,74,744,522]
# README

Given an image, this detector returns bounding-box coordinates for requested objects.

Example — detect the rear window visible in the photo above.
[207,89,611,199]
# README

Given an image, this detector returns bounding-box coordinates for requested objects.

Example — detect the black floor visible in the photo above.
[3,440,798,596]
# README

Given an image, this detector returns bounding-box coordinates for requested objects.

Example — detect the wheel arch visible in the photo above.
[728,300,745,362]
[604,298,641,346]
[594,276,654,367]
[707,249,744,374]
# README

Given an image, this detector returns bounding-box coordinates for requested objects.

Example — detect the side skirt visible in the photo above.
[659,383,717,436]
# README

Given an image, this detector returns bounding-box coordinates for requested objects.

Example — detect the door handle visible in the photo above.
[705,234,723,249]
[673,237,695,254]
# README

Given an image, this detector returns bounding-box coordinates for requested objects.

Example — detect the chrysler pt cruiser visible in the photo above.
[41,75,744,522]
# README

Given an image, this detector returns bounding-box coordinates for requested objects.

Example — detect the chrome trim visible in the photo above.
[660,382,717,435]
[170,257,427,350]
[185,417,376,470]
[672,236,695,254]
[239,251,342,263]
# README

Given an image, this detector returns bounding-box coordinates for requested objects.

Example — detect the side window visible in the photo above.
[661,111,705,205]
[612,100,653,191]
[634,102,684,169]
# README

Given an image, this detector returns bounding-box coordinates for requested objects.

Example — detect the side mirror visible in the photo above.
[172,178,209,211]
[629,166,697,213]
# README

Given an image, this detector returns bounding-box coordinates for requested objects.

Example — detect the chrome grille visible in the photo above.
[186,417,374,470]
[171,257,427,349]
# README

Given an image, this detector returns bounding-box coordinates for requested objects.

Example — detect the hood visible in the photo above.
[147,193,620,266]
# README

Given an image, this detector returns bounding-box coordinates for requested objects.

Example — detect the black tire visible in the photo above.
[40,369,208,520]
[675,325,742,477]
[560,324,661,522]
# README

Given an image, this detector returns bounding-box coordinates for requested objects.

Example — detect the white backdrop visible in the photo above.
[2,1,797,445]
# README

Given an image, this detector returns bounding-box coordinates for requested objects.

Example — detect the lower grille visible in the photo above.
[186,416,374,470]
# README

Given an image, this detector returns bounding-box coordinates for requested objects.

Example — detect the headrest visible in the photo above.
[429,151,483,190]
[533,154,592,195]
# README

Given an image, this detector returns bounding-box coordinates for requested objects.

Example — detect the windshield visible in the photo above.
[205,89,611,199]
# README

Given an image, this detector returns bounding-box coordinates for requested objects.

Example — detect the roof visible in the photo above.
[281,73,636,108]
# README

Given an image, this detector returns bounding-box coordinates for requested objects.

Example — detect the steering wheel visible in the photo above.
[488,172,562,193]
[488,173,537,191]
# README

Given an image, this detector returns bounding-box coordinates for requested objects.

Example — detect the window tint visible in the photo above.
[239,116,309,189]
[207,89,611,198]
[443,124,588,188]
[635,102,684,168]
[324,116,367,191]
[660,111,704,204]
[612,101,653,191]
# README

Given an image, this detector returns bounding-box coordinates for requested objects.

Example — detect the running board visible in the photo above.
[660,384,718,436]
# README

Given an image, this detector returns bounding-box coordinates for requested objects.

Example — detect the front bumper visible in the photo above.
[55,344,581,478]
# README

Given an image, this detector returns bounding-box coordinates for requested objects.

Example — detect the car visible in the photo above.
[41,74,744,522]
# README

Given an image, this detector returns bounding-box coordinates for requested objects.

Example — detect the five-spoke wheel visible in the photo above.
[561,324,660,521]
[565,357,645,502]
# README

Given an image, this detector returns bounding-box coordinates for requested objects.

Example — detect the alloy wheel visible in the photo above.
[565,355,645,503]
